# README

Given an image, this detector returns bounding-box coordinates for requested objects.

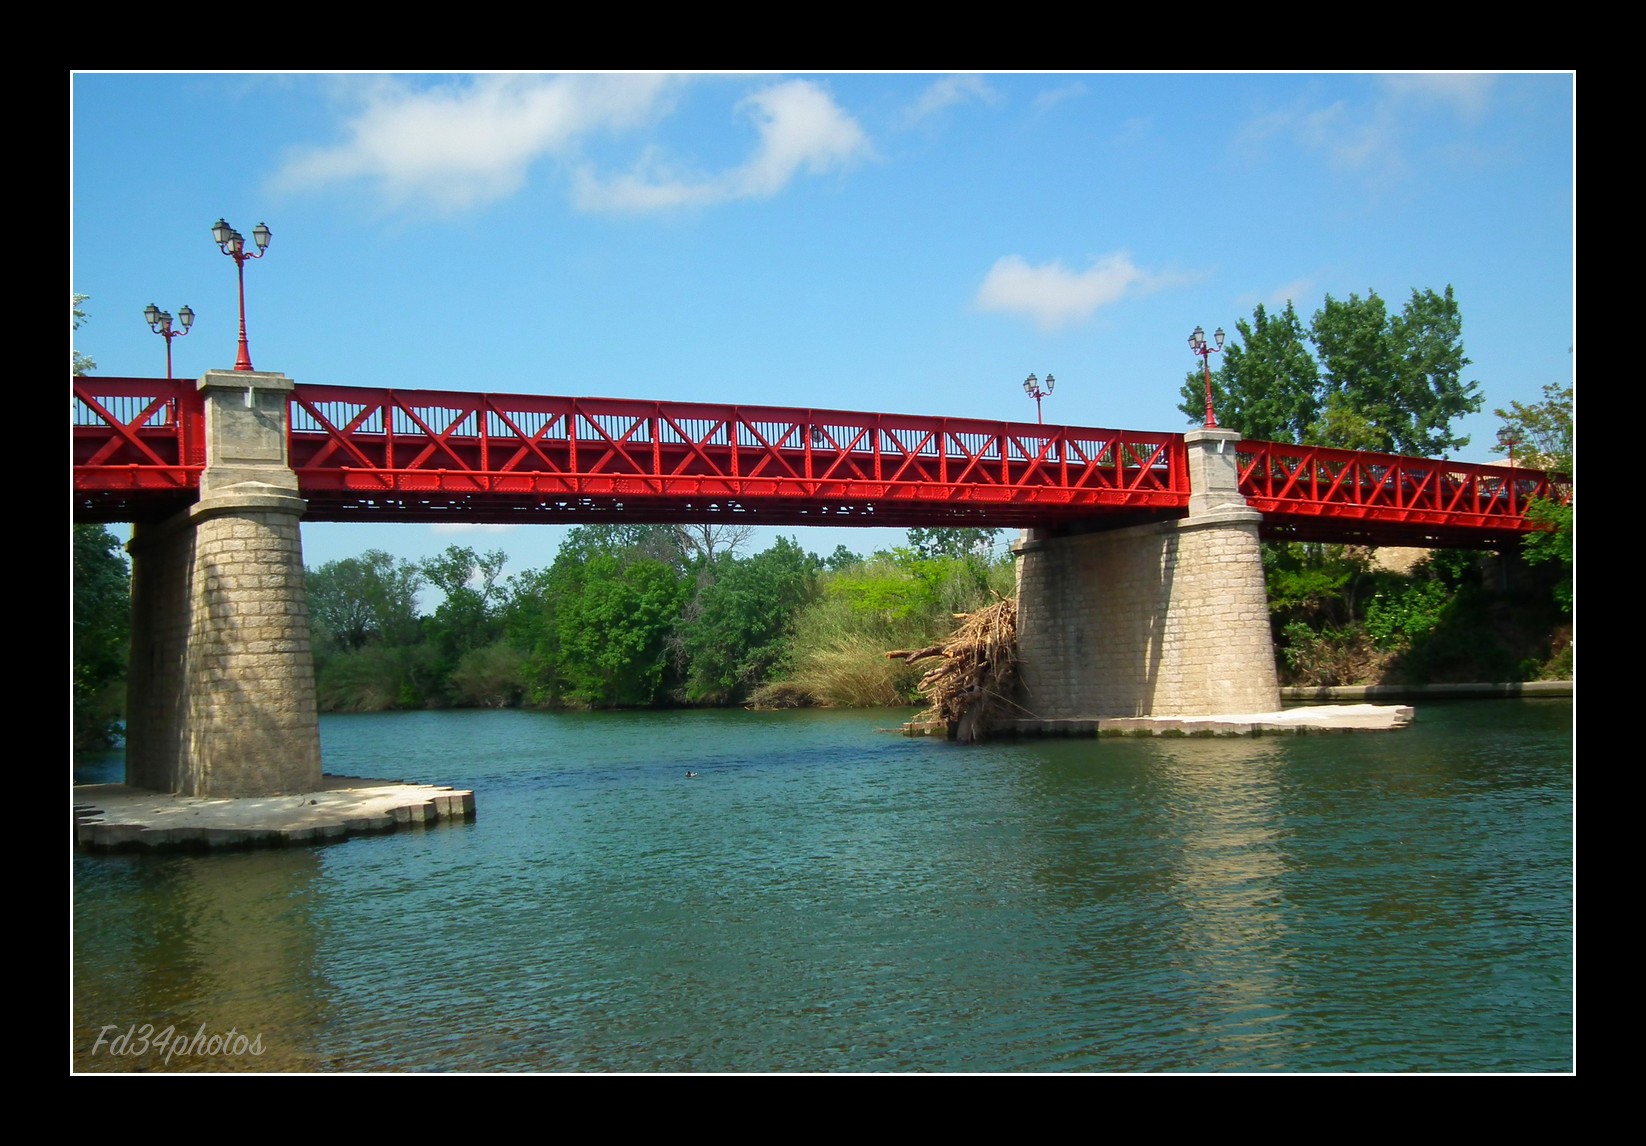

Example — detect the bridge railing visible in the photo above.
[72,377,205,508]
[284,386,1190,519]
[1237,439,1568,539]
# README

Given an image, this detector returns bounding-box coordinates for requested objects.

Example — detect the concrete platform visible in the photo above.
[74,774,475,852]
[905,703,1416,739]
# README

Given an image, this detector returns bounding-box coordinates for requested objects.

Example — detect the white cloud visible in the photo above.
[974,253,1180,331]
[273,74,680,212]
[901,75,999,126]
[573,80,870,213]
[1032,82,1088,115]
[1236,75,1499,181]
[1378,73,1497,124]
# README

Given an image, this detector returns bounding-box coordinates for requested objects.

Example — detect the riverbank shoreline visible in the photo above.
[1281,680,1573,702]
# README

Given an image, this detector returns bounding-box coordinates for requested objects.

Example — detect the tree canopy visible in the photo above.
[1179,302,1318,442]
[1180,286,1483,457]
[1495,380,1574,613]
[73,524,128,748]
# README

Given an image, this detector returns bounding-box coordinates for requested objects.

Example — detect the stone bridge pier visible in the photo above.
[1013,427,1281,720]
[124,371,322,797]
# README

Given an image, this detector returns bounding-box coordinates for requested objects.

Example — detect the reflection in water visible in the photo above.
[74,849,330,1072]
[73,702,1572,1072]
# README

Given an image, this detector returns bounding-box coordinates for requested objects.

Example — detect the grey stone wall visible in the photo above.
[184,508,320,796]
[126,516,196,793]
[122,371,323,797]
[1013,428,1281,719]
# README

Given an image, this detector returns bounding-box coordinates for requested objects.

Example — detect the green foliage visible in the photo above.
[1364,576,1454,650]
[754,545,1012,708]
[73,524,129,748]
[1496,381,1574,615]
[1311,286,1481,456]
[420,546,508,665]
[823,544,862,571]
[306,549,424,653]
[448,643,529,708]
[1495,381,1574,474]
[1521,499,1573,614]
[675,537,820,704]
[546,554,691,707]
[904,527,1003,561]
[1181,287,1482,457]
[1279,622,1387,687]
[315,644,440,712]
[73,293,95,376]
[1178,302,1319,440]
[1263,543,1373,629]
[559,525,687,569]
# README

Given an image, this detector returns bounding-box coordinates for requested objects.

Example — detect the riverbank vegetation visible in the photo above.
[307,526,1015,714]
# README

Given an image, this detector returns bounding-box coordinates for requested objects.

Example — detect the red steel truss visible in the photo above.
[1238,439,1570,548]
[283,386,1186,528]
[72,378,205,522]
[72,379,1566,546]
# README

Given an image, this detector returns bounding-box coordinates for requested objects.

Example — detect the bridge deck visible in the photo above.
[73,378,1566,547]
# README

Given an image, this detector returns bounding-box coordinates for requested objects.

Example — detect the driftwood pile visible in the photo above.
[886,597,1018,743]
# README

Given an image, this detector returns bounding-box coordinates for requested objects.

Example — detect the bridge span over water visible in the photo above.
[72,371,1567,801]
[76,376,1559,548]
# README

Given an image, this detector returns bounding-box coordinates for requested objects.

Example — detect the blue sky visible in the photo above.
[72,72,1575,577]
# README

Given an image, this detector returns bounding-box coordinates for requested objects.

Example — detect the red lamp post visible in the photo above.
[1023,372,1055,423]
[143,302,194,379]
[211,218,271,372]
[1188,325,1225,428]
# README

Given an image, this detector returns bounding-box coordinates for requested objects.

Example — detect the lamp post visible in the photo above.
[1188,325,1225,428]
[1023,372,1055,423]
[143,303,194,379]
[211,218,271,372]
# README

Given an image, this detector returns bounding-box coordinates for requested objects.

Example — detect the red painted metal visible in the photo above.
[1237,439,1571,548]
[71,378,1566,547]
[283,386,1187,529]
[73,377,205,521]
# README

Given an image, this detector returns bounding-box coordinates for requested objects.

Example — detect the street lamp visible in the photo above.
[1023,372,1055,423]
[211,218,271,372]
[143,303,194,379]
[1188,325,1225,428]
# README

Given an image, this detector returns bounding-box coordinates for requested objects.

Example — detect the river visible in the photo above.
[72,699,1573,1073]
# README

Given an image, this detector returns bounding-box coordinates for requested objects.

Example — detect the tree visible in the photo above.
[421,546,509,663]
[506,528,693,707]
[904,527,1003,561]
[1496,380,1574,613]
[306,549,424,653]
[675,522,756,566]
[73,293,95,376]
[559,524,687,569]
[1495,380,1574,473]
[1311,286,1481,456]
[73,524,128,748]
[543,552,690,707]
[675,537,819,704]
[1185,288,1482,458]
[1177,301,1319,441]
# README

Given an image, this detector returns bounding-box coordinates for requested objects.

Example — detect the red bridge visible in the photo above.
[75,377,1565,549]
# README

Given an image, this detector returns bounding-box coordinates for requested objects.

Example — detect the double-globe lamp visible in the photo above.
[211,218,271,372]
[143,302,194,379]
[1188,325,1225,428]
[1023,372,1055,423]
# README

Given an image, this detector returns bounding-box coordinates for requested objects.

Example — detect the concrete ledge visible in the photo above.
[74,774,476,853]
[1282,680,1572,702]
[904,703,1415,739]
